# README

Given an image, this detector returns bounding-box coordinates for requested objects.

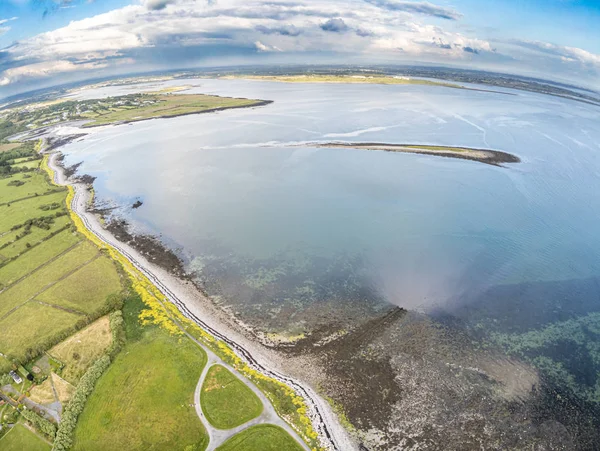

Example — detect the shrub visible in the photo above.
[21,408,57,439]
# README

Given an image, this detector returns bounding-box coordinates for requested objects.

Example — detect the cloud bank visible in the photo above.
[0,0,598,93]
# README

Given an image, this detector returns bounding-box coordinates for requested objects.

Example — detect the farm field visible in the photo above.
[0,215,71,260]
[0,230,82,288]
[49,316,113,384]
[0,172,62,204]
[0,302,82,360]
[215,424,305,451]
[0,423,51,451]
[201,364,263,429]
[37,254,122,315]
[0,150,124,367]
[0,241,98,318]
[0,191,67,231]
[72,323,209,451]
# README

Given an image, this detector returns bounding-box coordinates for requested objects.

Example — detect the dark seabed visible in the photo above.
[61,78,600,449]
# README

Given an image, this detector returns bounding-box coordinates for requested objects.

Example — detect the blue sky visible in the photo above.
[1,0,599,96]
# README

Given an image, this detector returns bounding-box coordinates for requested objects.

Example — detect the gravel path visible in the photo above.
[47,152,355,451]
[193,350,310,451]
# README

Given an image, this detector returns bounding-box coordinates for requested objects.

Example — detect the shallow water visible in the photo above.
[61,79,600,401]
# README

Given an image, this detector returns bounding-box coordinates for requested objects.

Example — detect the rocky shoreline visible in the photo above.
[47,143,596,451]
[47,152,357,451]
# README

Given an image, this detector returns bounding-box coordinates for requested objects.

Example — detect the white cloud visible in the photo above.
[255,41,282,52]
[0,0,598,88]
[0,17,18,26]
[0,59,110,86]
[511,40,600,67]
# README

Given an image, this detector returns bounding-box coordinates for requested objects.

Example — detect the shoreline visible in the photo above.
[314,142,521,166]
[45,152,356,451]
[80,99,274,128]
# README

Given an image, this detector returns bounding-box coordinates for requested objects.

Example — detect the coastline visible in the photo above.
[81,99,274,128]
[45,152,356,451]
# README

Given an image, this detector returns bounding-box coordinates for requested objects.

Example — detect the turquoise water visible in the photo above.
[61,79,600,404]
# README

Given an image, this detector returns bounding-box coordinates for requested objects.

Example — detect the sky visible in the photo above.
[0,0,599,97]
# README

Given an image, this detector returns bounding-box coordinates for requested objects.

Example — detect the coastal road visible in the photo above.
[47,152,355,451]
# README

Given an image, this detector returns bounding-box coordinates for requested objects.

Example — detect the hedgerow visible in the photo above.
[52,355,111,451]
[20,408,57,439]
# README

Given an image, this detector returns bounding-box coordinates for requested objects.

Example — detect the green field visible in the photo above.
[201,364,263,429]
[0,155,124,368]
[0,229,82,288]
[0,424,51,451]
[0,241,98,317]
[0,172,62,204]
[0,192,67,232]
[0,215,71,260]
[0,354,11,373]
[0,302,82,360]
[37,255,122,315]
[12,160,41,170]
[83,94,262,126]
[72,325,209,451]
[49,316,112,384]
[215,425,305,451]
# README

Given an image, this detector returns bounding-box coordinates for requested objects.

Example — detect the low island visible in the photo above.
[313,142,520,165]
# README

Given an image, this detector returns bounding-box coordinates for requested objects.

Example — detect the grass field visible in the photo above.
[72,325,209,451]
[201,364,263,429]
[0,354,12,373]
[84,94,263,126]
[0,173,63,204]
[0,424,51,451]
[0,230,82,288]
[12,160,41,170]
[0,192,67,231]
[0,241,97,317]
[49,316,112,384]
[37,255,122,315]
[0,302,82,360]
[215,425,305,451]
[0,215,71,260]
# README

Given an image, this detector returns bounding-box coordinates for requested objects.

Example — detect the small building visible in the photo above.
[8,371,22,384]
